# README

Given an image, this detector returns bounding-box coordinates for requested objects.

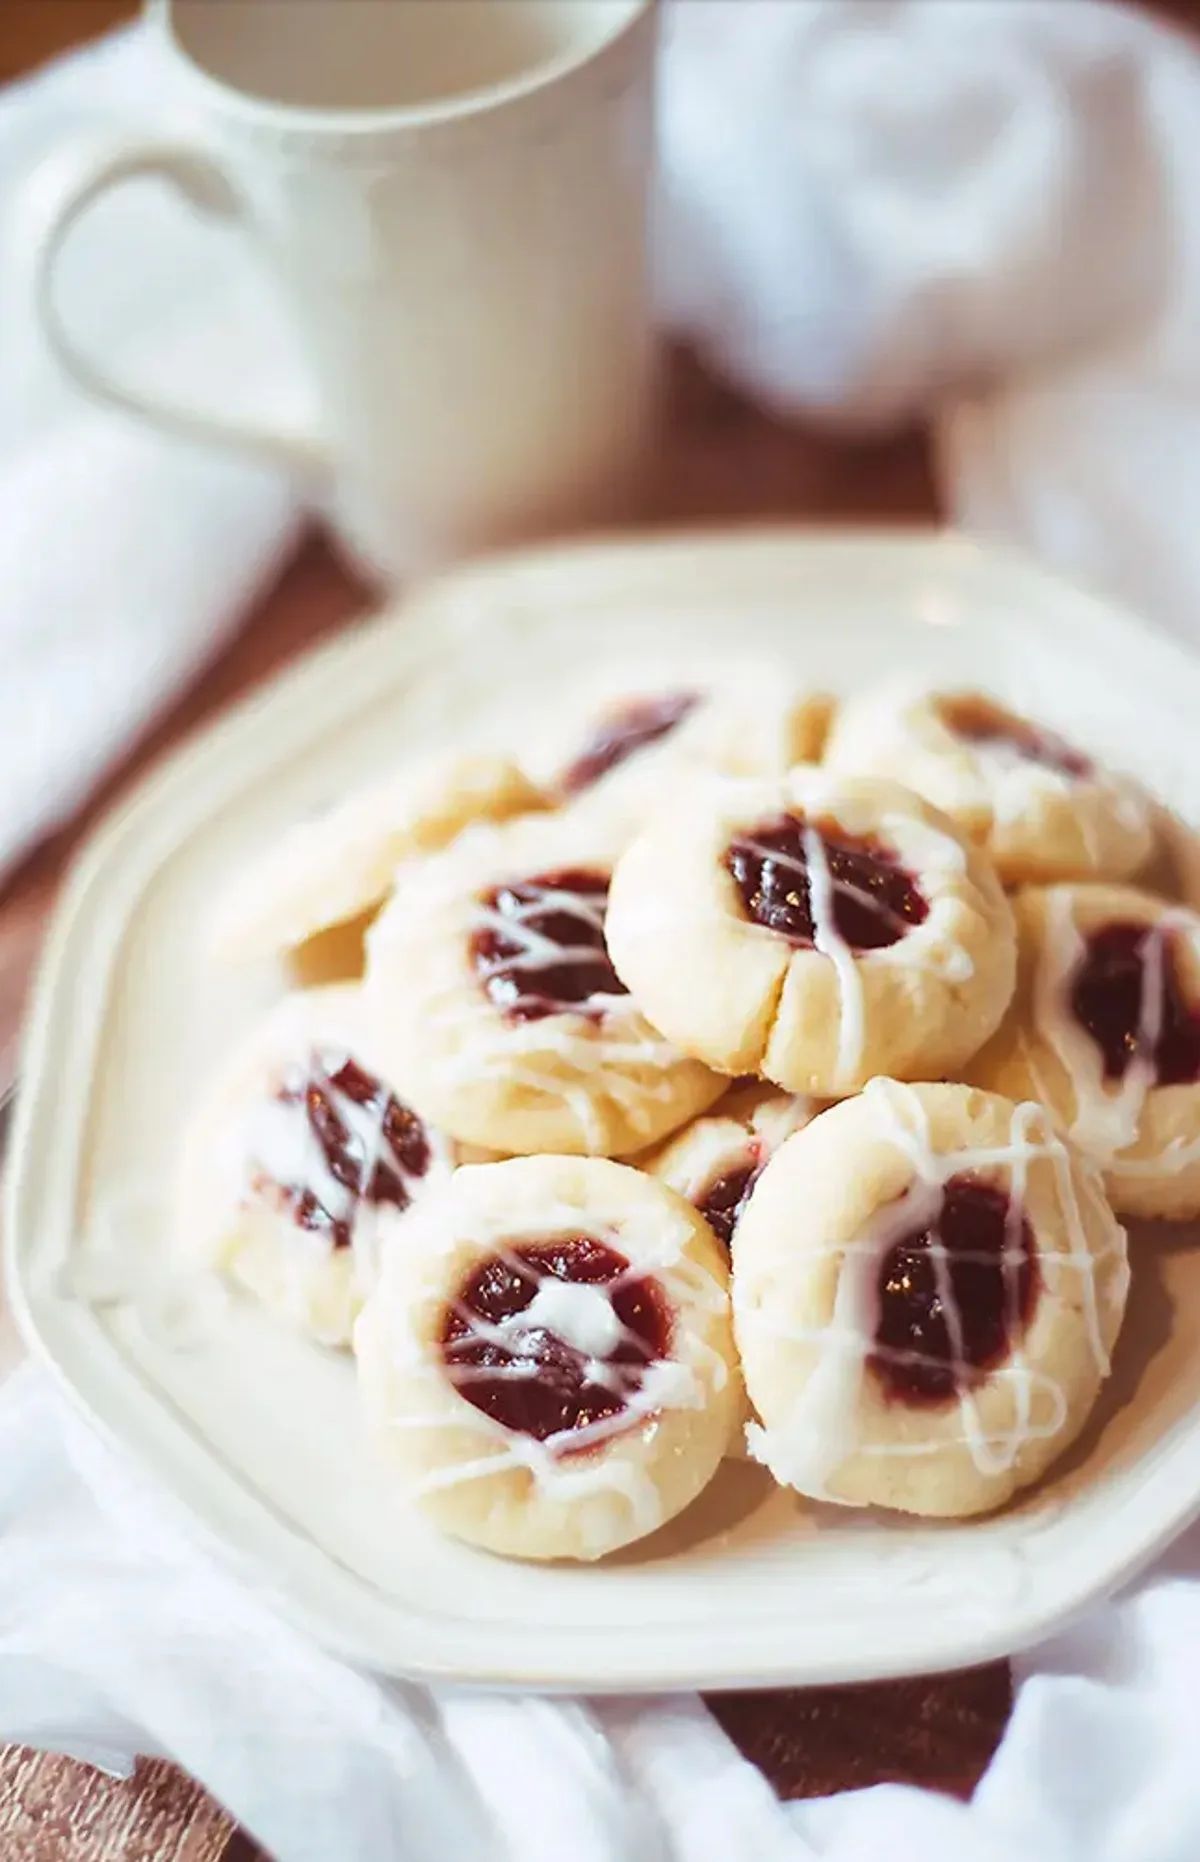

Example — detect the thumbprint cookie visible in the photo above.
[824,687,1153,886]
[354,1155,739,1560]
[604,769,1015,1097]
[969,884,1200,1219]
[525,657,832,830]
[645,1081,818,1252]
[208,751,540,962]
[642,1081,816,1458]
[363,812,725,1157]
[1136,802,1200,912]
[177,985,457,1347]
[733,1081,1129,1517]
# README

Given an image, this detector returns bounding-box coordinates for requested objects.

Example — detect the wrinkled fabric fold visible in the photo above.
[6,1364,1200,1862]
[6,1,1200,1857]
[0,28,306,880]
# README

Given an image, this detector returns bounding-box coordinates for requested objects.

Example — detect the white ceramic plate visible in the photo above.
[10,528,1200,1692]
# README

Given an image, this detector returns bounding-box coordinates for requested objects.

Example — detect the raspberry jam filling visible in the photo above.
[940,695,1092,780]
[1071,920,1200,1085]
[471,867,629,1023]
[439,1238,671,1447]
[696,1160,758,1251]
[253,1051,431,1250]
[726,814,928,951]
[870,1174,1037,1403]
[560,691,700,796]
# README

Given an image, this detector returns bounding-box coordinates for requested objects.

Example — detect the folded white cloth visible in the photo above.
[7,2,1200,1859]
[662,0,1200,643]
[0,28,304,882]
[7,1357,1200,1862]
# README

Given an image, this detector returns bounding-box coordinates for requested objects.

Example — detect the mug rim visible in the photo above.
[148,0,656,135]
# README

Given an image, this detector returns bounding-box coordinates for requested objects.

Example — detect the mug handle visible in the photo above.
[25,131,327,478]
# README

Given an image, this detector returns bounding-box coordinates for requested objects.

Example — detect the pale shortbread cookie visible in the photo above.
[526,655,833,833]
[642,1080,816,1458]
[1136,803,1200,911]
[605,769,1016,1097]
[824,686,1153,887]
[968,883,1200,1220]
[209,750,540,962]
[733,1080,1129,1518]
[178,985,457,1347]
[644,1081,817,1251]
[354,1155,739,1561]
[363,811,725,1156]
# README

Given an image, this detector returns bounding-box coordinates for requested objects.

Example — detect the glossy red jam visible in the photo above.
[471,868,629,1022]
[560,691,699,796]
[870,1174,1037,1402]
[264,1052,430,1250]
[1071,920,1200,1085]
[940,695,1092,780]
[439,1237,670,1447]
[726,815,927,951]
[696,1160,758,1252]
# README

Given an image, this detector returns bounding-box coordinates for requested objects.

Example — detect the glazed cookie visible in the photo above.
[178,985,457,1346]
[824,686,1153,886]
[209,750,540,962]
[363,811,725,1156]
[645,1081,817,1251]
[1136,803,1200,911]
[643,1082,815,1463]
[526,656,832,829]
[354,1155,740,1561]
[968,883,1200,1220]
[605,769,1016,1097]
[733,1080,1129,1517]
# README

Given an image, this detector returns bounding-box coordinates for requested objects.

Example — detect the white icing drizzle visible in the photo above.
[375,1188,730,1550]
[744,1079,1125,1500]
[749,1173,944,1496]
[802,824,865,1088]
[239,1046,447,1299]
[435,1000,689,1153]
[429,870,694,1153]
[1033,890,1200,1167]
[471,875,625,1016]
[472,1273,626,1362]
[736,809,975,1091]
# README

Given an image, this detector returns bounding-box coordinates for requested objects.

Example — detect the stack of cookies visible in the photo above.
[181,666,1200,1560]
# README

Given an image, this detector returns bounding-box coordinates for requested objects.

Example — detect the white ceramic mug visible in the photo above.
[25,0,659,581]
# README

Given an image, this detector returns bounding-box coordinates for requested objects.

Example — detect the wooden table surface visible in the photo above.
[1,0,1195,1856]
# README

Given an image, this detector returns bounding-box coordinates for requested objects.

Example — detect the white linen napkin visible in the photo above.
[661,0,1200,644]
[0,27,305,882]
[7,2,1200,1859]
[6,1357,1200,1862]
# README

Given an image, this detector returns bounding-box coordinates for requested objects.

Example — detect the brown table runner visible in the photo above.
[0,1670,1010,1862]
